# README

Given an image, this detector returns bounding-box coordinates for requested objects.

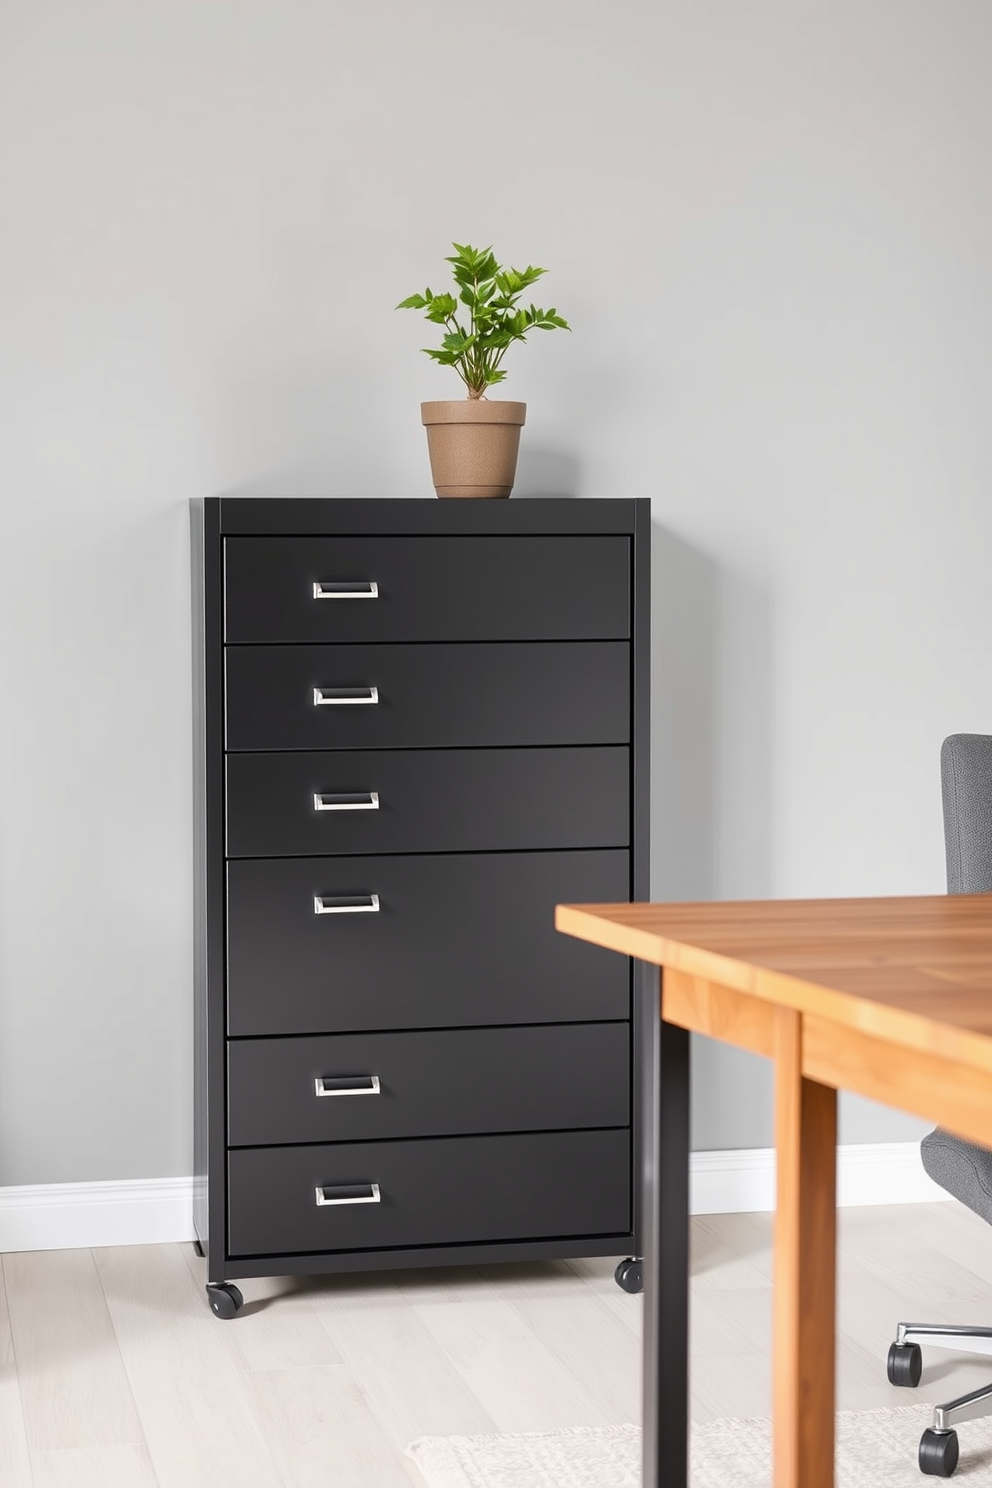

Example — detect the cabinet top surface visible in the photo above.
[196,496,647,537]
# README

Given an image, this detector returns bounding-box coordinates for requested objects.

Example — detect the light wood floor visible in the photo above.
[2,1201,992,1486]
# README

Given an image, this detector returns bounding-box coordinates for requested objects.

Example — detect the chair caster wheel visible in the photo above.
[919,1428,959,1477]
[614,1258,643,1294]
[206,1282,243,1320]
[887,1340,922,1386]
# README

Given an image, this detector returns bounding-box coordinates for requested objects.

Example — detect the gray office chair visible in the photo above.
[887,734,992,1477]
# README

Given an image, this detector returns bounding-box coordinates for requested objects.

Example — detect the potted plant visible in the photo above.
[397,242,570,498]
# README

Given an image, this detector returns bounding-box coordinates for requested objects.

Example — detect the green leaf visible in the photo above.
[449,242,491,272]
[527,306,571,331]
[403,243,570,384]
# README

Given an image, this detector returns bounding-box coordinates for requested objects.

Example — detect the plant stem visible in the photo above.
[465,263,490,396]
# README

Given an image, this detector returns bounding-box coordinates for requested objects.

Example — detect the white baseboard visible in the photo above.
[690,1141,952,1215]
[0,1177,194,1253]
[0,1143,949,1253]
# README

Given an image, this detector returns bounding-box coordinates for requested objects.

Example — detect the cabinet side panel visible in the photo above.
[632,501,651,902]
[190,500,207,1246]
[190,498,225,1263]
[631,499,652,1253]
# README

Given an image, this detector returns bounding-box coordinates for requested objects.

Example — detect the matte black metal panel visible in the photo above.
[191,495,650,1290]
[226,849,631,1035]
[629,498,652,1254]
[227,1022,630,1146]
[219,1230,635,1280]
[218,496,640,537]
[632,500,652,906]
[189,498,228,1267]
[225,535,630,644]
[227,1128,630,1257]
[225,641,630,752]
[225,746,629,858]
[641,967,690,1488]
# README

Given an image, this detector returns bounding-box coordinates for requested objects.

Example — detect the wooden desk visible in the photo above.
[556,895,992,1488]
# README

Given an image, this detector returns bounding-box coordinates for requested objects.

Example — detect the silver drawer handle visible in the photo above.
[313,792,380,812]
[314,893,380,915]
[313,686,379,707]
[315,1182,381,1207]
[312,581,378,600]
[315,1075,381,1098]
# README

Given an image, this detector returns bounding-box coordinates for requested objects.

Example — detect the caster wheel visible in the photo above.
[614,1258,644,1294]
[919,1428,959,1477]
[206,1282,243,1320]
[887,1340,922,1386]
[192,1238,204,1258]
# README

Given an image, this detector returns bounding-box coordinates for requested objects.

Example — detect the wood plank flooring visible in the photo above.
[2,1202,991,1486]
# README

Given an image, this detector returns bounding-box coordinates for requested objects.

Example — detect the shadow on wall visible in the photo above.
[219,467,417,501]
[650,523,719,901]
[651,519,776,1150]
[650,520,774,902]
[223,445,581,502]
[218,446,581,504]
[511,445,581,498]
[216,366,438,499]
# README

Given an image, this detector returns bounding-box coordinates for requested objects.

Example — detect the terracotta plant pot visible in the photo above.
[421,400,527,499]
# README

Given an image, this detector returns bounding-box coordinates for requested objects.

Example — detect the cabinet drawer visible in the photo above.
[226,849,630,1035]
[226,746,629,858]
[225,642,629,752]
[224,535,630,644]
[227,1128,630,1257]
[227,1023,630,1146]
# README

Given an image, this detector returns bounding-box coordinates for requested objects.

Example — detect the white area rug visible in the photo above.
[408,1407,992,1485]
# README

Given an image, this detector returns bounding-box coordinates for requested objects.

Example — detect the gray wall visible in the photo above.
[1,2,990,1183]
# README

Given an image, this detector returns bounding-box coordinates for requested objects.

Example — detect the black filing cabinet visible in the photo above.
[190,497,650,1317]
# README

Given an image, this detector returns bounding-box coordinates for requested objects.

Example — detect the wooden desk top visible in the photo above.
[556,895,992,1073]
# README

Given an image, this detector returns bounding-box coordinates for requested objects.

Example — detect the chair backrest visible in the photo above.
[919,736,992,1220]
[941,734,992,894]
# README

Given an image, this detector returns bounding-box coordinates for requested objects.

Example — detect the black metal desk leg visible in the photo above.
[640,963,690,1487]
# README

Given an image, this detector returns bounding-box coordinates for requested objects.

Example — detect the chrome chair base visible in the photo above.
[889,1323,992,1477]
